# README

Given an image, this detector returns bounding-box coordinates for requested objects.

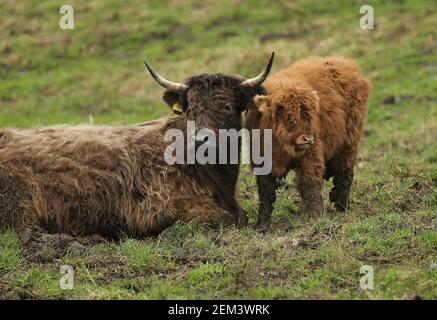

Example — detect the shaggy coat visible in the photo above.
[245,57,371,229]
[0,72,266,251]
[0,118,234,239]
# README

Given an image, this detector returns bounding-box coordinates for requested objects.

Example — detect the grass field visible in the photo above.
[0,0,436,299]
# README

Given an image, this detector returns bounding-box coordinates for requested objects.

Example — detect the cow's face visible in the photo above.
[162,74,260,132]
[144,53,274,135]
[254,88,319,155]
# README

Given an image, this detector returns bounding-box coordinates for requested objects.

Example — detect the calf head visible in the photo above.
[144,53,275,136]
[254,87,319,156]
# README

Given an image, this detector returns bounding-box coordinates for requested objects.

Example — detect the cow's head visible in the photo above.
[144,53,274,136]
[253,87,319,155]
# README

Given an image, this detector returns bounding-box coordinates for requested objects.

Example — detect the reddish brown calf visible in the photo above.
[245,57,371,230]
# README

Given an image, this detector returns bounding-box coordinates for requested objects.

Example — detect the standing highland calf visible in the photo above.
[0,53,274,255]
[245,57,371,230]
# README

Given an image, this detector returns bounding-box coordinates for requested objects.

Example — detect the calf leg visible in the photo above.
[329,147,357,211]
[256,174,277,231]
[329,169,353,211]
[296,147,325,218]
[297,178,324,218]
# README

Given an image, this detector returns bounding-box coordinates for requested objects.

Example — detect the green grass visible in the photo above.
[0,0,436,299]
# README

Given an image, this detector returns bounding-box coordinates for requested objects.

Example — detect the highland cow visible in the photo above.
[245,57,371,230]
[0,53,274,254]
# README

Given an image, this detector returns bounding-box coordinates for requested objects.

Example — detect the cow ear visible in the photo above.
[163,90,187,114]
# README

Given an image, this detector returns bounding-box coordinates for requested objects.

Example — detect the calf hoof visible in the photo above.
[330,189,349,212]
[334,197,349,212]
[330,186,350,212]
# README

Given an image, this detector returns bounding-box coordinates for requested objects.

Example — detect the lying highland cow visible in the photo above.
[0,53,274,254]
[245,57,371,230]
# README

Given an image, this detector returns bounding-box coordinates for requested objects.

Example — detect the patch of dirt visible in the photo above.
[172,249,225,267]
[393,180,435,213]
[0,277,39,300]
[81,253,133,282]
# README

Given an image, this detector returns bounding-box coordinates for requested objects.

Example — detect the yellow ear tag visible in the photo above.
[172,103,183,114]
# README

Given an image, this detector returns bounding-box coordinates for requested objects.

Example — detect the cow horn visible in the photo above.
[143,59,188,90]
[241,52,275,87]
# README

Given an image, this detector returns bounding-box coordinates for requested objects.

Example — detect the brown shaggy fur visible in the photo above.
[245,57,371,229]
[0,73,265,254]
[0,119,232,239]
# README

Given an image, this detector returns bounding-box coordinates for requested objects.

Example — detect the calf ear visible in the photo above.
[254,95,270,113]
[163,90,188,114]
[254,95,268,105]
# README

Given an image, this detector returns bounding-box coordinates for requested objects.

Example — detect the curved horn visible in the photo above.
[241,52,275,87]
[143,59,188,90]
